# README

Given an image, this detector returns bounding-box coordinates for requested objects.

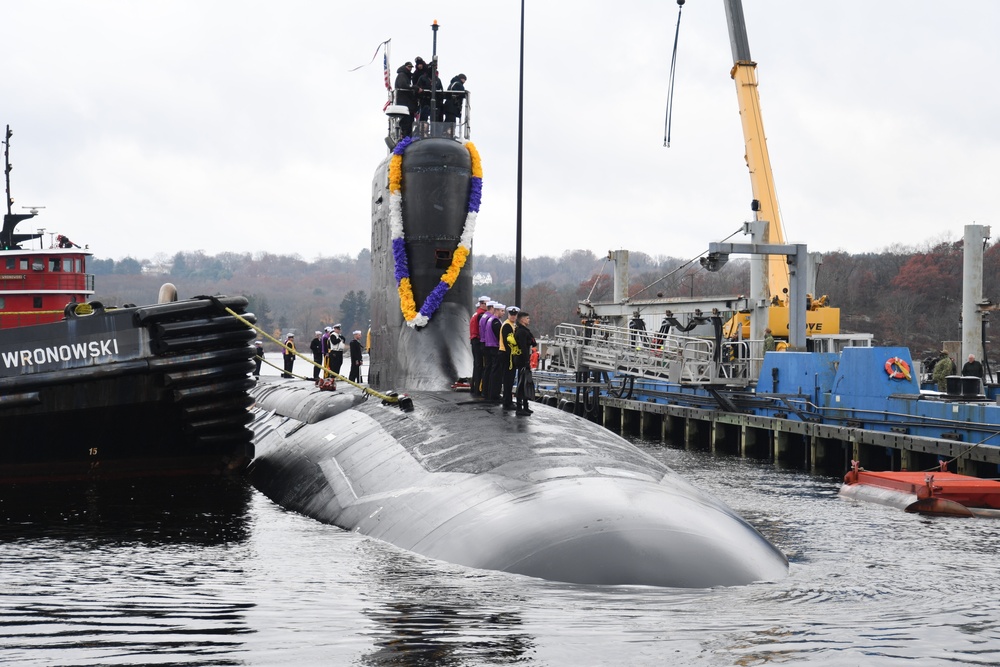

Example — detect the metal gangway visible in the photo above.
[547,322,760,388]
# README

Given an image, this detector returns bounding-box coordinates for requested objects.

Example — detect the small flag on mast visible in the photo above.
[347,39,393,111]
[382,42,392,111]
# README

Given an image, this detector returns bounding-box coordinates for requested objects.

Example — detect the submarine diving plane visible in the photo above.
[247,37,788,588]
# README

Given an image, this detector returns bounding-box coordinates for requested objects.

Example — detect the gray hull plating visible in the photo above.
[249,383,788,587]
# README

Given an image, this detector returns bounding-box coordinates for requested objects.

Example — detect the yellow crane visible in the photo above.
[721,0,840,342]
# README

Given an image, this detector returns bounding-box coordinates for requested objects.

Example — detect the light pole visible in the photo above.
[514,0,524,308]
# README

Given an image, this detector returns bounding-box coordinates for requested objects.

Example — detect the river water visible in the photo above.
[2,436,999,666]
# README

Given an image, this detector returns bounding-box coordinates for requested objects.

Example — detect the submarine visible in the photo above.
[247,47,788,588]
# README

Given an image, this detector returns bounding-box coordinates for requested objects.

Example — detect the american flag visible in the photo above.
[346,39,393,110]
[382,41,392,111]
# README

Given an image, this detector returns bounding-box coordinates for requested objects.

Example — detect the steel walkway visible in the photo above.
[546,322,760,388]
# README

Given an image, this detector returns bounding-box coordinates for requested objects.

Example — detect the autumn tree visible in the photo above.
[982,241,1000,298]
[890,242,962,301]
[244,294,273,341]
[89,242,986,352]
[521,281,578,337]
[113,256,142,275]
[339,290,371,334]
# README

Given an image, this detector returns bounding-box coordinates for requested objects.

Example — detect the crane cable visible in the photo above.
[583,256,611,304]
[663,0,686,147]
[630,225,744,301]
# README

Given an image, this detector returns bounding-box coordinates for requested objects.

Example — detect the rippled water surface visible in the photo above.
[2,442,998,666]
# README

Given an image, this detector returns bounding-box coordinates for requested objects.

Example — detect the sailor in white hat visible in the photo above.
[498,307,521,409]
[281,333,296,378]
[328,324,346,376]
[311,331,324,381]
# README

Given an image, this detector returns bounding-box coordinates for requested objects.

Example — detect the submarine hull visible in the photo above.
[249,384,788,587]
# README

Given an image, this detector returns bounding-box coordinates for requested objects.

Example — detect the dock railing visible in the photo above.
[547,322,754,387]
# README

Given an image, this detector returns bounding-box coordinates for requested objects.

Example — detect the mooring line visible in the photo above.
[222,304,400,404]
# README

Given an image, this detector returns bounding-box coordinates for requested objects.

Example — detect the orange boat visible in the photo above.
[840,461,1000,518]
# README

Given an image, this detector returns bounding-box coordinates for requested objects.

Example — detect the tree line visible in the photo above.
[89,238,998,357]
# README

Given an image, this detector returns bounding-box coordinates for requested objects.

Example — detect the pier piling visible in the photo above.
[534,385,1000,478]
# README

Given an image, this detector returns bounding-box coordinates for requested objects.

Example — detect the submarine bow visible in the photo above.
[249,384,788,588]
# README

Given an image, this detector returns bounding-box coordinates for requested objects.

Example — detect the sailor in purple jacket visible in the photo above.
[478,302,501,401]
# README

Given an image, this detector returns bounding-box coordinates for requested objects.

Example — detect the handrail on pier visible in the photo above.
[547,321,756,387]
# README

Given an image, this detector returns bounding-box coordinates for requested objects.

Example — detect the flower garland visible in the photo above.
[388,135,482,328]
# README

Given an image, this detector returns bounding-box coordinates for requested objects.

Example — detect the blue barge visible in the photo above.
[535,326,1000,478]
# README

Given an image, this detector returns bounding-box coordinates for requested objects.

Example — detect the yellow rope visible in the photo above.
[0,310,67,315]
[227,306,399,403]
[2,304,103,316]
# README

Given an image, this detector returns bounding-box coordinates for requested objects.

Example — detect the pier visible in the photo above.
[535,322,1000,479]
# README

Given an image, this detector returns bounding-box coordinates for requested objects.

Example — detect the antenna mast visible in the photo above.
[430,20,439,123]
[0,126,39,250]
[4,125,12,216]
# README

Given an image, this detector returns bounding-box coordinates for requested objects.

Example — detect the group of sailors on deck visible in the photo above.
[469,296,537,416]
[393,57,467,136]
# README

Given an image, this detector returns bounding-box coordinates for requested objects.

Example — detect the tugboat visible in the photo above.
[0,126,257,482]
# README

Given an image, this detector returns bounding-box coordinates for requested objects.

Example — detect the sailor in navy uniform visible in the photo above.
[349,330,364,383]
[281,333,296,378]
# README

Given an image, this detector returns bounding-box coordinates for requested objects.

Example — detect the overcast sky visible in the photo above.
[6,1,999,265]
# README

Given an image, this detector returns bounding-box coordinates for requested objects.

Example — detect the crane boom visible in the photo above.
[718,0,839,343]
[723,0,789,304]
